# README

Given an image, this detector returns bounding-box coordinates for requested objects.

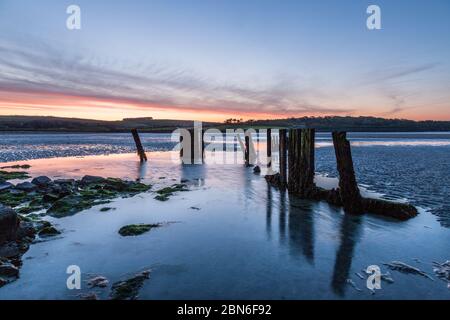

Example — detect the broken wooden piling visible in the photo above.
[131,128,147,162]
[265,128,418,220]
[267,129,272,168]
[298,128,316,197]
[245,135,250,166]
[180,128,204,164]
[288,128,302,193]
[279,129,287,187]
[332,131,363,214]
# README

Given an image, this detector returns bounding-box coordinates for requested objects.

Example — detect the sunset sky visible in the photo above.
[0,0,449,121]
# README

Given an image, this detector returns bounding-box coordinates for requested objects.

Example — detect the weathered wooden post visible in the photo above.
[279,129,287,187]
[202,129,205,162]
[298,128,315,197]
[189,128,195,164]
[131,128,147,162]
[244,135,250,166]
[179,134,184,158]
[332,131,363,214]
[288,128,301,192]
[182,128,204,164]
[267,129,272,168]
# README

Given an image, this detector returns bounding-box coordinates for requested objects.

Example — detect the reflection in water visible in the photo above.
[181,163,206,187]
[287,196,315,264]
[266,184,273,240]
[331,213,363,296]
[137,161,148,181]
[278,190,287,245]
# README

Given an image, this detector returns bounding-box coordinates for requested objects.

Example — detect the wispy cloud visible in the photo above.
[0,38,354,119]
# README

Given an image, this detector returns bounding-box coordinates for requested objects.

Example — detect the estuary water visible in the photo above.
[0,132,449,299]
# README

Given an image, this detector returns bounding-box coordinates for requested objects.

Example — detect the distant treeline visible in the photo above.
[1,115,450,133]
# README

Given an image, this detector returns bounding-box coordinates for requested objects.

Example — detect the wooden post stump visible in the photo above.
[244,135,250,166]
[298,128,315,197]
[279,129,287,187]
[332,131,363,214]
[131,128,147,162]
[288,128,301,192]
[267,129,272,168]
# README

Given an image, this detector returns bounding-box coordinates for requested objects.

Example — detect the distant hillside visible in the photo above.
[0,116,218,133]
[1,115,450,132]
[226,116,450,132]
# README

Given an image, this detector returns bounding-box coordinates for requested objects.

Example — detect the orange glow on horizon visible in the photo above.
[0,89,449,122]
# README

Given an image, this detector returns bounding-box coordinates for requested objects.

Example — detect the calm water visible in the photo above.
[0,132,449,299]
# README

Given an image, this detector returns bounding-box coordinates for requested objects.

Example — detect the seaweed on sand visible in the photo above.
[0,165,31,170]
[118,224,162,236]
[45,178,151,218]
[154,183,189,201]
[110,270,151,300]
[0,171,30,181]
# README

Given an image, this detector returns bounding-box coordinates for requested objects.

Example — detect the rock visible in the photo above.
[0,205,18,244]
[79,292,99,300]
[0,182,13,192]
[54,179,75,185]
[432,261,450,285]
[38,226,61,237]
[0,242,21,258]
[16,221,36,240]
[0,261,19,278]
[15,182,37,192]
[110,270,150,300]
[81,175,105,185]
[88,276,109,288]
[384,261,433,280]
[31,176,52,187]
[253,166,261,174]
[42,193,61,203]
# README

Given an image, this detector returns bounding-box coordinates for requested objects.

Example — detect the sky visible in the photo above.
[0,0,449,122]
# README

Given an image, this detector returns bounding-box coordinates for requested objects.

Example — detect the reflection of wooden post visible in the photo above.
[267,129,272,168]
[288,129,301,192]
[245,135,250,166]
[131,129,147,162]
[299,129,315,197]
[332,131,363,214]
[279,129,287,187]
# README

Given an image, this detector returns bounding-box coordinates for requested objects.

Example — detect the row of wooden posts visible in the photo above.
[130,127,418,220]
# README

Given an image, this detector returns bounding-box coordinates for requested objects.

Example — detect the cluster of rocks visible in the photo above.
[1,175,151,218]
[0,204,58,287]
[0,171,152,288]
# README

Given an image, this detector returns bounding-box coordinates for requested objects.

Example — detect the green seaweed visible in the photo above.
[0,164,31,170]
[118,224,162,236]
[100,207,115,212]
[110,271,150,300]
[38,226,61,237]
[0,170,30,181]
[154,184,188,201]
[1,175,151,217]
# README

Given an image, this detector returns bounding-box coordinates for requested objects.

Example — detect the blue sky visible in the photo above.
[0,0,449,121]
